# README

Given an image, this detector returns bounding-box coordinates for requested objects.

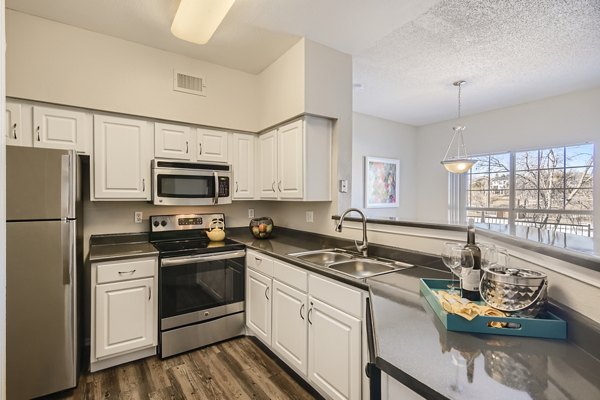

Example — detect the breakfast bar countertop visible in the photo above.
[367,267,600,400]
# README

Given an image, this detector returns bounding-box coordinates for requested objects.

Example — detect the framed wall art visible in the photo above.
[365,156,399,208]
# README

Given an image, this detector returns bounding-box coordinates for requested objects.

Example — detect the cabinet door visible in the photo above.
[232,133,255,199]
[6,102,23,146]
[246,269,272,345]
[258,130,278,199]
[95,277,154,359]
[272,280,308,376]
[93,115,152,200]
[154,122,192,160]
[197,128,229,163]
[277,120,304,199]
[308,297,361,400]
[33,106,87,151]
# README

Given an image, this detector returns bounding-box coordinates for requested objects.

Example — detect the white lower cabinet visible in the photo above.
[91,257,158,372]
[246,268,272,346]
[95,277,154,358]
[245,251,365,399]
[272,280,308,375]
[308,297,361,400]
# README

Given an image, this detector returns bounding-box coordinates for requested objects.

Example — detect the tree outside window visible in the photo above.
[466,144,594,237]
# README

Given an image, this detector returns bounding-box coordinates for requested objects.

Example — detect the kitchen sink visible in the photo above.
[289,249,355,267]
[289,249,414,278]
[327,259,403,278]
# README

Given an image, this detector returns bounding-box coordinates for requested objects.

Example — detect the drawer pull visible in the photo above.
[148,286,152,301]
[12,123,17,139]
[118,269,136,275]
[300,303,305,320]
[265,286,270,300]
[308,302,314,325]
[255,257,262,264]
[36,126,40,141]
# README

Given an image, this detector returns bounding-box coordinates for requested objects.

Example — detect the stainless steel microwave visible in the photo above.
[151,160,232,206]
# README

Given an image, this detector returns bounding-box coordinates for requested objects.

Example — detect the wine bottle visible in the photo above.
[462,219,481,301]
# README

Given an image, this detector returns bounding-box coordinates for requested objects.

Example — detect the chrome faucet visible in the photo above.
[335,208,368,257]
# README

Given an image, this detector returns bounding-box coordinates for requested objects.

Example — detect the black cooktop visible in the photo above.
[152,237,244,257]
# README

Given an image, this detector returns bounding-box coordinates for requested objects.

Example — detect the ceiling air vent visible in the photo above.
[173,70,206,96]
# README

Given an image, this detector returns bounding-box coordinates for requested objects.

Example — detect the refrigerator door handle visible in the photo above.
[61,219,75,285]
[62,152,76,218]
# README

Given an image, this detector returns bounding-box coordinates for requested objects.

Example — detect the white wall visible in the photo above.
[415,86,600,234]
[258,38,305,130]
[5,10,260,132]
[351,112,418,219]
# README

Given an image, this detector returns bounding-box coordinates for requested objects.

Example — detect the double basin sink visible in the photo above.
[288,248,413,278]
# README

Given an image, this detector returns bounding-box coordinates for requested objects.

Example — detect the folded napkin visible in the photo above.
[434,290,506,324]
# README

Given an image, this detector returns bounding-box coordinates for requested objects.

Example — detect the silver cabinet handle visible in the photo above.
[148,286,152,301]
[264,286,270,300]
[271,181,276,192]
[300,303,305,320]
[255,257,262,264]
[36,126,40,141]
[308,302,314,325]
[118,269,136,275]
[186,141,189,154]
[199,143,203,155]
[12,123,17,139]
[236,181,239,193]
[278,180,282,192]
[142,178,146,192]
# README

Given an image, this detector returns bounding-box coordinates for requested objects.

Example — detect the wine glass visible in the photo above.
[479,243,497,270]
[441,242,462,294]
[496,246,510,268]
[449,248,475,286]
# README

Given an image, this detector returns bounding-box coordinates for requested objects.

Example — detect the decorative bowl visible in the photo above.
[249,217,274,239]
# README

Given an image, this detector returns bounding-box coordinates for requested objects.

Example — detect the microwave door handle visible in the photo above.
[213,172,219,205]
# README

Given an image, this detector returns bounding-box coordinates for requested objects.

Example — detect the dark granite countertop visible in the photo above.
[368,267,600,400]
[89,233,158,262]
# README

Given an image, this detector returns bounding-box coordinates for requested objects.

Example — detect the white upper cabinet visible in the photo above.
[277,120,304,199]
[5,102,22,146]
[197,128,229,163]
[232,133,255,199]
[258,130,278,199]
[154,122,192,160]
[258,117,331,201]
[33,105,89,153]
[93,115,152,200]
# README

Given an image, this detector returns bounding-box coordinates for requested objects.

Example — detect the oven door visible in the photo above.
[160,250,245,331]
[152,167,231,206]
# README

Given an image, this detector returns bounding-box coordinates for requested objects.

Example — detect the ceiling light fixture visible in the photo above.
[171,0,236,45]
[440,80,478,174]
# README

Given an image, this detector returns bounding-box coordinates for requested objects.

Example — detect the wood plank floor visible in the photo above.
[49,337,318,400]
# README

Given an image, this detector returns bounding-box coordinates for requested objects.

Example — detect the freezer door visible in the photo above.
[7,219,77,399]
[7,146,75,220]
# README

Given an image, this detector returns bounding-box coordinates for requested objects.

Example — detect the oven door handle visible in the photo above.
[161,250,246,267]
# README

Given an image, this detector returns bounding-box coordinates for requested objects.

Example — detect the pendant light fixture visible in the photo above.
[440,80,478,174]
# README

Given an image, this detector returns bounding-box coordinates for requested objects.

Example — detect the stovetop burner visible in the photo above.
[149,213,244,258]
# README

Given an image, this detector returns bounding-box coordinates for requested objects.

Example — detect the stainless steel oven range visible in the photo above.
[150,213,245,358]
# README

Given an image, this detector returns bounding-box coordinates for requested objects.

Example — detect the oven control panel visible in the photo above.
[150,213,225,232]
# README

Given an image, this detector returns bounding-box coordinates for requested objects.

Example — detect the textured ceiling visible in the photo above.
[6,0,600,126]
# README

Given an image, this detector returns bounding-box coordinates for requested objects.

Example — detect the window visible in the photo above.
[464,143,594,238]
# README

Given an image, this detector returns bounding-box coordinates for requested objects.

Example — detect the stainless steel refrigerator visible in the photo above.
[6,146,81,399]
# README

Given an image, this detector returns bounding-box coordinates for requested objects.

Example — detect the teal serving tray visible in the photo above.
[420,278,567,339]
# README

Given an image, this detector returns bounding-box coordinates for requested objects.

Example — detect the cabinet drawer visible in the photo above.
[274,260,307,292]
[247,250,274,277]
[309,274,362,318]
[96,258,156,284]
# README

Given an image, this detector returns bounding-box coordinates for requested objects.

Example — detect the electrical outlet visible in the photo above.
[134,211,143,224]
[306,211,314,223]
[248,208,255,218]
